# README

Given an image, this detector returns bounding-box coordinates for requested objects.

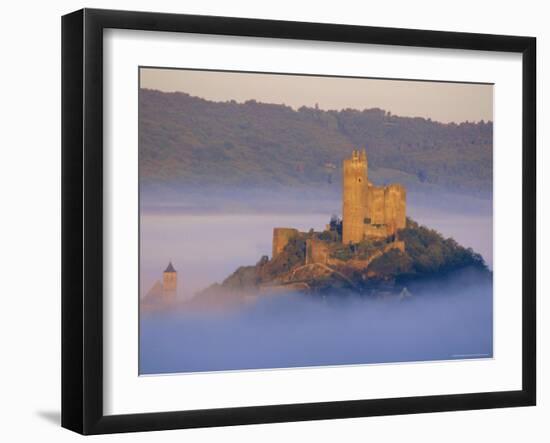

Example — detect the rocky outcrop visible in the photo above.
[195,219,489,299]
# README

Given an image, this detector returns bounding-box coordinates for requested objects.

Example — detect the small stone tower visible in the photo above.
[162,261,177,300]
[272,228,299,259]
[342,149,369,244]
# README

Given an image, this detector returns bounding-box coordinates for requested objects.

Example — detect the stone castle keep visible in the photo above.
[273,149,406,262]
[342,149,406,244]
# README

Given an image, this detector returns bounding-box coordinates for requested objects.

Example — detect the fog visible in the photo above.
[140,270,492,374]
[139,188,493,374]
[140,189,492,298]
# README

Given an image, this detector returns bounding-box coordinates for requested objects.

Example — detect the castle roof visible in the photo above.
[164,261,176,273]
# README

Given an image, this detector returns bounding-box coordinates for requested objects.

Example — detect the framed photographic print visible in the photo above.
[61,8,536,435]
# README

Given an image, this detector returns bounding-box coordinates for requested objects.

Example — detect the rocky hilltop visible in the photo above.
[198,217,490,300]
[195,148,490,304]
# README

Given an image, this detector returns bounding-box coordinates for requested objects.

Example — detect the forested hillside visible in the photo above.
[139,88,493,196]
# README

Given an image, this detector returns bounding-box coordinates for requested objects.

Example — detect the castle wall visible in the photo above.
[366,185,386,225]
[306,238,330,265]
[364,223,389,240]
[364,184,406,238]
[383,184,406,235]
[395,186,407,230]
[272,228,299,258]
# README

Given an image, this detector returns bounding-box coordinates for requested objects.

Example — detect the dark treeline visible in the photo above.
[139,88,493,196]
[369,218,487,281]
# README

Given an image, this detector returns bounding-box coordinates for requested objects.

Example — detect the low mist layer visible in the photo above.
[140,270,492,374]
[139,192,492,299]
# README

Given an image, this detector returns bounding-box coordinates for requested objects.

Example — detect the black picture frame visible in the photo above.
[61,8,536,435]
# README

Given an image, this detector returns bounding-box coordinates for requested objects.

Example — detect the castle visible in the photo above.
[272,149,406,262]
[342,149,406,244]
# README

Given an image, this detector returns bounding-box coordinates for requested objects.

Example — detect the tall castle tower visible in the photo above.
[342,149,369,244]
[342,149,406,244]
[162,261,177,300]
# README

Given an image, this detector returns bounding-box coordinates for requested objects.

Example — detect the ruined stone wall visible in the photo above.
[342,149,368,244]
[306,238,330,265]
[272,228,299,258]
[393,240,406,253]
[327,240,406,270]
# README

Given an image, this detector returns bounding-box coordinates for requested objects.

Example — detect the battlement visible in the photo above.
[343,149,368,179]
[349,148,367,162]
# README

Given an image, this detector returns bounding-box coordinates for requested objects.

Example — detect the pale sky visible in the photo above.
[140,67,493,124]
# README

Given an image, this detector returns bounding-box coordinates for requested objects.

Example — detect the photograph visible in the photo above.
[138,67,494,375]
[0,0,543,439]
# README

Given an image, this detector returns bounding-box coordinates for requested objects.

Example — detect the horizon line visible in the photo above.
[139,86,494,126]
